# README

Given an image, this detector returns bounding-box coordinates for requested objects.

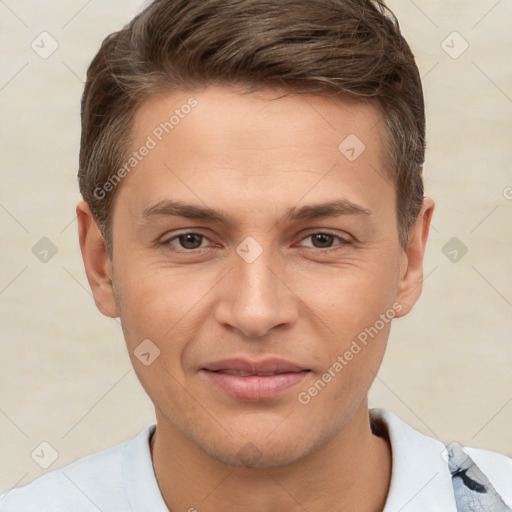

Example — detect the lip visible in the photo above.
[201,357,310,400]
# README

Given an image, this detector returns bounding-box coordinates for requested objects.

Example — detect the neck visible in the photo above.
[151,400,391,512]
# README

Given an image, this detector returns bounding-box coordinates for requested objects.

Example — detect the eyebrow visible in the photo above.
[140,198,371,225]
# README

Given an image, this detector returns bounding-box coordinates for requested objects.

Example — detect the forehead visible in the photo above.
[114,85,394,223]
[132,86,385,156]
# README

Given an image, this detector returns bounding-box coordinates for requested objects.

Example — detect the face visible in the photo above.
[80,85,432,467]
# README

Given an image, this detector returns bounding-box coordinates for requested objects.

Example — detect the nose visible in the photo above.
[213,246,299,339]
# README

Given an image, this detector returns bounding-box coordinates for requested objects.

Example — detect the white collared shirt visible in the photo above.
[1,408,511,511]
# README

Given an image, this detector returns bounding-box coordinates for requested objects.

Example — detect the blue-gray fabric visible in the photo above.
[447,441,512,511]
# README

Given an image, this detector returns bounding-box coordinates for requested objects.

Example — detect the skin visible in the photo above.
[77,85,434,512]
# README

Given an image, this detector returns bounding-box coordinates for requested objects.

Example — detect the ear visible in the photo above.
[76,200,119,318]
[395,197,435,317]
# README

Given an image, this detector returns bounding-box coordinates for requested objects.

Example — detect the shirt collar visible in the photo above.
[122,424,169,511]
[370,408,458,511]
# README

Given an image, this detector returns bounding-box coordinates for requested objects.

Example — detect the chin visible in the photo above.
[194,428,323,468]
[207,443,310,468]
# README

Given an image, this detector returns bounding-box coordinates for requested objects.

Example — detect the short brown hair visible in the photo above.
[78,0,425,256]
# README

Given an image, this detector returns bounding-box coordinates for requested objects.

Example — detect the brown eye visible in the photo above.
[299,232,350,250]
[178,233,203,249]
[166,232,206,250]
[310,233,335,249]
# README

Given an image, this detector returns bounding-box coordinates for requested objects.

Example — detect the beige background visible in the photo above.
[1,0,511,493]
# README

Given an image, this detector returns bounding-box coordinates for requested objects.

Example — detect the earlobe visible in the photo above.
[395,197,435,317]
[76,200,119,318]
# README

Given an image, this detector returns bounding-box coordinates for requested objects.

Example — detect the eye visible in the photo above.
[164,232,208,251]
[298,231,351,250]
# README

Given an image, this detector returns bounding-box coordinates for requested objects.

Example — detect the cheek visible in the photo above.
[291,250,399,396]
[113,262,202,407]
[296,315,392,424]
[113,259,211,345]
[293,251,399,331]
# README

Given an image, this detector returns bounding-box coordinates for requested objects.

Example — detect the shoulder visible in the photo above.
[0,426,156,512]
[370,408,512,511]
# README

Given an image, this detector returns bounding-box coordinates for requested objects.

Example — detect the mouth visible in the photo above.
[215,370,291,376]
[201,358,311,400]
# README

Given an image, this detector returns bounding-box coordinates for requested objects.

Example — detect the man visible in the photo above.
[1,0,510,511]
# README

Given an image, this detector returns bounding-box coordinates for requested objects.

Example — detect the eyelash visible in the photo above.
[160,230,352,253]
